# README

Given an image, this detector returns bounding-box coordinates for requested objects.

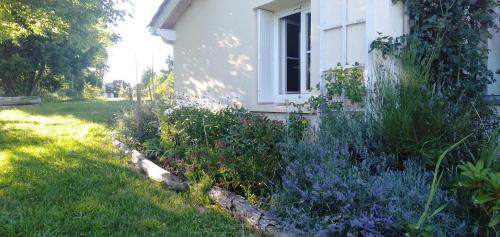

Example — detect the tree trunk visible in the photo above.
[3,79,17,96]
[27,64,45,96]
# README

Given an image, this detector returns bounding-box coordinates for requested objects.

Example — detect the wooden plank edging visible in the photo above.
[208,187,303,237]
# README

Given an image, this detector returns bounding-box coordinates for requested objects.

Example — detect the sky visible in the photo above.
[104,0,172,85]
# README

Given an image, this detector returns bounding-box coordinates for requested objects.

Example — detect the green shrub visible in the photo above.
[113,103,159,149]
[39,89,71,103]
[286,112,309,142]
[373,46,474,164]
[459,129,500,229]
[161,107,238,149]
[308,64,366,111]
[155,72,174,104]
[160,106,284,201]
[82,83,102,100]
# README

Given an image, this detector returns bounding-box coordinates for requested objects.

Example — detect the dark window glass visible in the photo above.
[306,13,311,90]
[307,13,312,51]
[284,13,301,93]
[287,59,300,93]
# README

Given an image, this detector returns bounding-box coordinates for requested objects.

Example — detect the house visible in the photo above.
[149,0,500,115]
[105,80,131,98]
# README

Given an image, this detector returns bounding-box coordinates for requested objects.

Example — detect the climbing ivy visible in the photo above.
[372,0,500,110]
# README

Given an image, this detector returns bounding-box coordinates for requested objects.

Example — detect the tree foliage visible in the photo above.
[0,0,128,96]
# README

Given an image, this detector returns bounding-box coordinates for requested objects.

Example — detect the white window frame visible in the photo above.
[319,0,367,71]
[273,4,312,104]
[319,0,373,97]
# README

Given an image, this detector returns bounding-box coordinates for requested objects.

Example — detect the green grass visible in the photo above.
[0,100,251,236]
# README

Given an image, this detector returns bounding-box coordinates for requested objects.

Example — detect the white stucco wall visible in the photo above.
[173,0,257,108]
[171,0,405,113]
[487,9,500,113]
[488,10,500,96]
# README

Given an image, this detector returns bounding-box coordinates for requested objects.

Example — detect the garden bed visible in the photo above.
[112,138,301,237]
[112,66,499,235]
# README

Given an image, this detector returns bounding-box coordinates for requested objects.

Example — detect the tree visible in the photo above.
[0,0,128,96]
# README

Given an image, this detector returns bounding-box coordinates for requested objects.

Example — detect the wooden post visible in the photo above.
[135,83,144,139]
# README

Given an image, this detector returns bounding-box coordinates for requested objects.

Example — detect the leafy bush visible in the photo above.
[160,106,284,201]
[39,89,71,103]
[286,112,310,143]
[271,132,467,236]
[161,107,237,149]
[307,64,366,111]
[82,83,102,100]
[154,71,174,104]
[113,103,159,149]
[459,129,500,228]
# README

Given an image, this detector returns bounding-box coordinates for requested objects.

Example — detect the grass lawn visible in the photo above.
[0,100,250,236]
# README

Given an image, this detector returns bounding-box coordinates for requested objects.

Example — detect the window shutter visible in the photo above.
[257,9,275,103]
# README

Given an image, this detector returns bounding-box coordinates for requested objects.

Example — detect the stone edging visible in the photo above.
[112,139,302,237]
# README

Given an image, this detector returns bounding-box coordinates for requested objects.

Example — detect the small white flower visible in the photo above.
[164,108,174,116]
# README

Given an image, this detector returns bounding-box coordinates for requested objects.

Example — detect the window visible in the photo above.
[279,9,312,95]
[320,0,366,69]
[256,5,311,104]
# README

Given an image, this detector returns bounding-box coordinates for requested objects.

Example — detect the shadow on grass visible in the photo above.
[0,108,249,236]
[0,127,53,148]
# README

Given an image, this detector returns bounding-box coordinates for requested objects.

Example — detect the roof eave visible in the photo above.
[148,0,193,30]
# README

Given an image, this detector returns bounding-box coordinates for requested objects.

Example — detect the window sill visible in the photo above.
[275,93,311,104]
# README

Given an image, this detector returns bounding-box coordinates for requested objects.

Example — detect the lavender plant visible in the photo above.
[272,137,467,236]
[272,111,468,236]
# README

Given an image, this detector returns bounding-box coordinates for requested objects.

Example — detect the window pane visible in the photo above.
[307,13,311,91]
[324,0,343,26]
[287,59,300,93]
[347,0,366,22]
[307,13,312,51]
[307,53,311,90]
[347,23,366,65]
[324,28,343,68]
[287,23,300,58]
[281,12,301,94]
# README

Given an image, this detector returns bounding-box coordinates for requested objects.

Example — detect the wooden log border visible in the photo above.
[208,187,302,237]
[112,139,302,237]
[0,97,42,106]
[112,139,188,192]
